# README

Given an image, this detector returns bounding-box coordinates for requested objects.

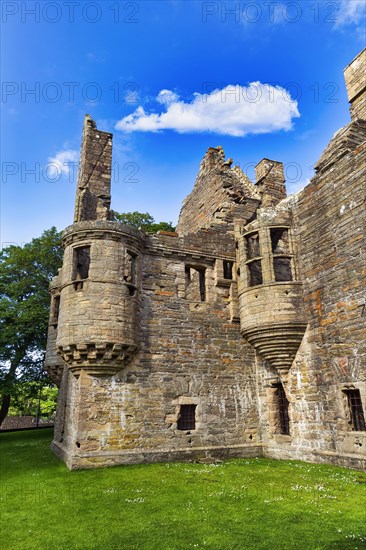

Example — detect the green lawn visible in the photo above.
[0,429,365,550]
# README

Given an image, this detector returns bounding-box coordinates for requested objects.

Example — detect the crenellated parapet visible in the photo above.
[236,202,307,377]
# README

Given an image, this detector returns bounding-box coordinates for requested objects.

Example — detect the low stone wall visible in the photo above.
[0,416,54,431]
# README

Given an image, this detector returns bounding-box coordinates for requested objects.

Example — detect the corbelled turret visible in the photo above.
[46,115,144,379]
[236,160,307,378]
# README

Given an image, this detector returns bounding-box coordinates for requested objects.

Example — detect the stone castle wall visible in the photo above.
[46,49,366,470]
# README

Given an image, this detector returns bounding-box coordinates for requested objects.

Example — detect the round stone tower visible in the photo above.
[236,161,307,376]
[237,218,307,376]
[55,221,144,377]
[50,114,145,377]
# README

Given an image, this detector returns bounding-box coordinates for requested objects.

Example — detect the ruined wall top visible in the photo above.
[344,48,366,121]
[177,146,260,235]
[254,158,286,208]
[74,115,113,223]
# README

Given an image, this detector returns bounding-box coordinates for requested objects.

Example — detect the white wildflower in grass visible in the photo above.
[263,497,284,504]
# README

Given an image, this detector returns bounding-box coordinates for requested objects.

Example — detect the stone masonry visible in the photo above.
[45,49,366,470]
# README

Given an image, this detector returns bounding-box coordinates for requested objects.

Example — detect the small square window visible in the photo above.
[273,257,292,282]
[73,246,90,280]
[343,389,366,431]
[223,260,233,280]
[247,260,263,286]
[245,232,260,259]
[177,404,196,431]
[270,228,290,254]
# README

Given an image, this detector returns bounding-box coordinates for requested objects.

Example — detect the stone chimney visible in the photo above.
[255,158,286,207]
[74,114,113,222]
[344,48,366,121]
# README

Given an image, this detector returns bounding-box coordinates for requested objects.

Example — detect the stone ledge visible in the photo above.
[52,441,263,470]
[62,221,146,246]
[262,444,366,472]
[53,438,366,472]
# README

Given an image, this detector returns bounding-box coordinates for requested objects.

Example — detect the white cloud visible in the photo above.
[47,150,79,179]
[334,0,365,27]
[115,83,300,137]
[157,89,180,106]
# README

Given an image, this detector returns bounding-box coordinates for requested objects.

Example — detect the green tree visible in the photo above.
[9,381,58,418]
[112,211,176,234]
[0,227,63,425]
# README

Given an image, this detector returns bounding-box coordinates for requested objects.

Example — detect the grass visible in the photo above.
[0,430,365,550]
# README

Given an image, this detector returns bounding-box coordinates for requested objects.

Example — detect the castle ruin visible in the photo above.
[45,49,366,470]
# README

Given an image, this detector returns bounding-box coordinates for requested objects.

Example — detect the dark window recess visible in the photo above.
[73,246,90,290]
[124,251,137,284]
[51,295,60,325]
[247,260,263,286]
[73,246,90,280]
[177,404,197,431]
[273,257,292,282]
[245,232,260,259]
[275,383,290,435]
[223,260,234,280]
[199,269,206,301]
[344,389,366,431]
[185,265,191,286]
[124,251,137,296]
[271,228,290,254]
[185,266,206,301]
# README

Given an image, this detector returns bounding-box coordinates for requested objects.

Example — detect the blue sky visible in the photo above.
[1,0,365,246]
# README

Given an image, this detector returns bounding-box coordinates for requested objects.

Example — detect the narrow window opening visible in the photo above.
[51,295,60,326]
[273,257,292,282]
[177,404,196,431]
[274,383,290,435]
[185,266,191,287]
[270,228,290,254]
[124,251,138,296]
[245,232,260,259]
[199,269,206,301]
[124,251,137,285]
[344,389,366,431]
[73,246,90,287]
[247,260,263,286]
[185,266,206,301]
[223,260,234,280]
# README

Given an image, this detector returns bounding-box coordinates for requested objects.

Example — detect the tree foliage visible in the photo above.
[0,227,63,424]
[9,381,58,418]
[112,211,176,233]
